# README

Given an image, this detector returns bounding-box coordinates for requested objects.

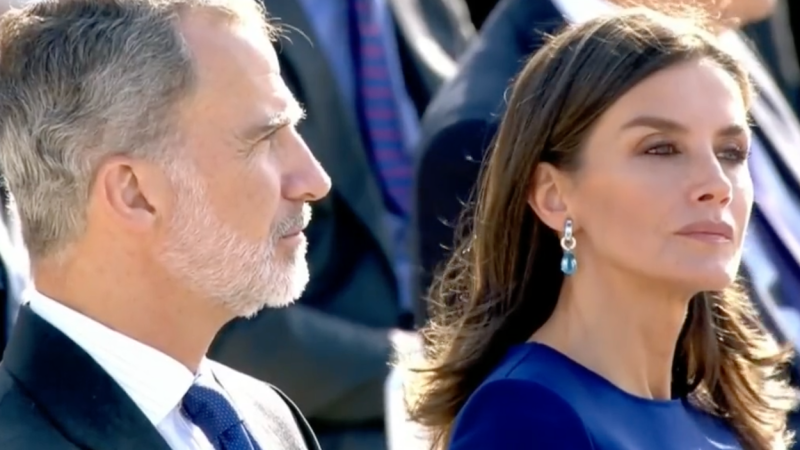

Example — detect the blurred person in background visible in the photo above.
[0,188,30,354]
[207,2,473,450]
[414,0,800,368]
[463,0,500,28]
[0,0,25,10]
[0,0,330,448]
[742,0,800,112]
[411,7,796,450]
[0,189,8,350]
[0,0,32,357]
[783,1,800,106]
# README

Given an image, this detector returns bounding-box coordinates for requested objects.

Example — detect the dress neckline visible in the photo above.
[516,341,687,408]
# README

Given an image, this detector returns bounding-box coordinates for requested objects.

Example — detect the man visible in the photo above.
[0,0,330,448]
[414,0,800,441]
[207,2,473,450]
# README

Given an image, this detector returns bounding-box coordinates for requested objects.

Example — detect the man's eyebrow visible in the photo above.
[236,102,306,143]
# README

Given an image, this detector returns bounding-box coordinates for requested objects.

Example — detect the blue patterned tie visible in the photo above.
[350,0,413,216]
[182,374,259,450]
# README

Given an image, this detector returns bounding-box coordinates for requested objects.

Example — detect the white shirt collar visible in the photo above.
[27,291,205,426]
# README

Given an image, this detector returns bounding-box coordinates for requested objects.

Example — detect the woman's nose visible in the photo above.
[690,153,733,206]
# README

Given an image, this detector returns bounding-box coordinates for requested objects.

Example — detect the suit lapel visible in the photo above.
[2,306,172,450]
[261,0,394,261]
[387,0,458,94]
[212,363,320,450]
[263,384,321,450]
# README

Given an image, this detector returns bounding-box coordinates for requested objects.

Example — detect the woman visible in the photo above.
[407,7,797,450]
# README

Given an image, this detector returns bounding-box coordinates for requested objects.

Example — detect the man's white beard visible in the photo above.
[157,164,310,317]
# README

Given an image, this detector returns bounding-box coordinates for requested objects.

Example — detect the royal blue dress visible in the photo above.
[449,343,741,449]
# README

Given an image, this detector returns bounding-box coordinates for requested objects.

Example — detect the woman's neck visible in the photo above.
[530,265,692,400]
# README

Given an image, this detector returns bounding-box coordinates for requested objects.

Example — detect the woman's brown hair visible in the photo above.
[407,7,797,450]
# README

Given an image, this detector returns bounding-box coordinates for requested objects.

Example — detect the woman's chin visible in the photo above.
[673,269,738,294]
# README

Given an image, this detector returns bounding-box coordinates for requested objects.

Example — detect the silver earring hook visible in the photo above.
[560,219,576,251]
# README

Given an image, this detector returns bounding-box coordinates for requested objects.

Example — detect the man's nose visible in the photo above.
[283,129,332,203]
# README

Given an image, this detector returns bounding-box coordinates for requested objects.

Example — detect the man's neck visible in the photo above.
[33,257,228,373]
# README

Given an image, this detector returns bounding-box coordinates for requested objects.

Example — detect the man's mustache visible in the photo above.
[272,203,311,238]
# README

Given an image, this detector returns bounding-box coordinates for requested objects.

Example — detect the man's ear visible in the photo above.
[527,162,571,232]
[92,157,166,232]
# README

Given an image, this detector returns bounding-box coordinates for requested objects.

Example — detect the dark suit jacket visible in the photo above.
[0,188,11,352]
[0,214,21,355]
[413,0,800,440]
[463,0,500,29]
[0,254,9,354]
[208,2,474,450]
[0,306,320,450]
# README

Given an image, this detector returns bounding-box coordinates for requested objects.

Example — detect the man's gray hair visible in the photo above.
[0,0,276,259]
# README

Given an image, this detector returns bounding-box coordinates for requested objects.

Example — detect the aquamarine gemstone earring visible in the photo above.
[560,219,577,276]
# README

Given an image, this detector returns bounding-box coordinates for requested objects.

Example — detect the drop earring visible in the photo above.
[560,218,577,276]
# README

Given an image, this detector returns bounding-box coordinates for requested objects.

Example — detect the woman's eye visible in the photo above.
[717,146,749,163]
[644,143,677,155]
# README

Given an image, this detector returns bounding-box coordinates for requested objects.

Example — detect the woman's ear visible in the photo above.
[527,162,570,232]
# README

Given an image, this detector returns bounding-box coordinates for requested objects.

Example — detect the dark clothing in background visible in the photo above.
[0,187,23,356]
[463,0,500,29]
[0,256,7,353]
[209,2,474,450]
[0,186,9,353]
[412,0,564,324]
[743,0,800,113]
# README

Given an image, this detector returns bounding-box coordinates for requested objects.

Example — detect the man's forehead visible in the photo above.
[179,10,279,73]
[180,14,289,106]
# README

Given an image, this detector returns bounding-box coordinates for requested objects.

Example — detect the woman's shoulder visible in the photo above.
[450,375,594,449]
[482,343,597,397]
[448,344,596,449]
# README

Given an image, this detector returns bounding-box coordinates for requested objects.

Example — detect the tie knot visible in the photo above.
[182,376,244,443]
